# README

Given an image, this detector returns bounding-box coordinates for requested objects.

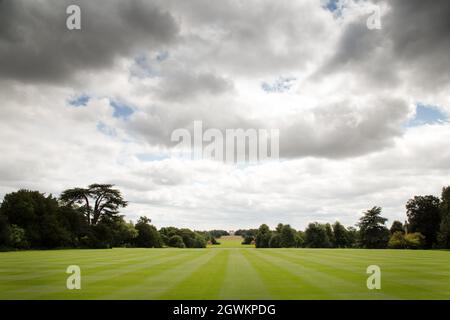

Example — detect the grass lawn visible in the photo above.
[0,236,449,300]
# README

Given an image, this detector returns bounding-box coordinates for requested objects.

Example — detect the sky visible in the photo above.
[0,0,449,231]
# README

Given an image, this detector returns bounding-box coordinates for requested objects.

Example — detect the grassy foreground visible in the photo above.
[0,236,449,300]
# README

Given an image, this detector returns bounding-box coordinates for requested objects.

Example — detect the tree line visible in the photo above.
[0,184,449,250]
[0,184,219,250]
[239,186,450,249]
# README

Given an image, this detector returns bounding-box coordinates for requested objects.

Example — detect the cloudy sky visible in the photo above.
[0,0,449,230]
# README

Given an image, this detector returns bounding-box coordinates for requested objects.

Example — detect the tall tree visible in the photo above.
[406,195,441,248]
[333,221,349,248]
[438,186,450,248]
[255,224,271,248]
[280,224,297,248]
[357,207,390,249]
[60,184,127,225]
[305,222,331,248]
[134,217,162,248]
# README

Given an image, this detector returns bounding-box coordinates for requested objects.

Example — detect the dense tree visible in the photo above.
[168,235,185,248]
[390,220,404,235]
[438,186,450,248]
[159,226,206,248]
[305,222,331,248]
[9,225,28,248]
[241,234,254,245]
[208,230,229,238]
[295,231,305,248]
[255,224,271,248]
[0,213,11,247]
[332,221,349,248]
[269,233,282,248]
[134,217,162,248]
[346,227,358,248]
[406,195,441,248]
[235,229,258,238]
[357,207,390,249]
[60,184,127,225]
[279,224,297,248]
[1,190,71,248]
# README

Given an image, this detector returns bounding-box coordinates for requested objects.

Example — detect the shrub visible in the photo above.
[388,231,407,249]
[404,232,425,249]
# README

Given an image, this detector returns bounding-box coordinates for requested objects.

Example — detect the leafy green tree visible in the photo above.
[255,224,271,248]
[0,213,11,247]
[438,186,450,248]
[332,221,349,248]
[280,224,297,248]
[406,195,441,248]
[168,235,185,248]
[305,222,331,248]
[208,230,229,238]
[134,217,162,248]
[390,220,404,235]
[241,234,254,245]
[295,231,305,248]
[269,233,282,248]
[9,225,28,248]
[191,233,207,248]
[57,206,88,247]
[60,184,127,225]
[346,226,358,247]
[1,190,70,248]
[357,207,390,249]
[101,217,138,247]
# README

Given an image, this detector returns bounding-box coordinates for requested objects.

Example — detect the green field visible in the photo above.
[0,236,449,300]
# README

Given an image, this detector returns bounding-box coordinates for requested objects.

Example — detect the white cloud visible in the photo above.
[1,0,449,230]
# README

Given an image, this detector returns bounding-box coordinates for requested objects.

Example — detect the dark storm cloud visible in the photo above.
[385,0,450,90]
[0,0,179,83]
[316,0,450,90]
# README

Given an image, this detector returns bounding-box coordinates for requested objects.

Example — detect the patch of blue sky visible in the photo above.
[324,0,339,12]
[136,153,170,162]
[131,53,156,78]
[261,76,296,93]
[406,103,449,127]
[130,51,169,78]
[110,100,134,120]
[68,94,90,107]
[97,121,117,137]
[321,0,347,17]
[156,50,169,62]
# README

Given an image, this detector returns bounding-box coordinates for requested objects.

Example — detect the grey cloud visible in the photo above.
[316,0,450,91]
[156,70,234,101]
[385,0,450,90]
[0,0,178,84]
[280,97,410,158]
